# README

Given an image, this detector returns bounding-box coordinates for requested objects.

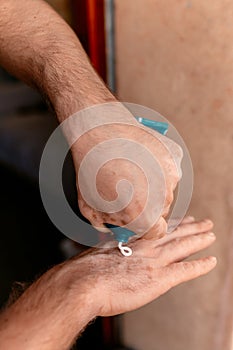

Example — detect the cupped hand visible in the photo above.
[70,103,183,239]
[71,217,217,317]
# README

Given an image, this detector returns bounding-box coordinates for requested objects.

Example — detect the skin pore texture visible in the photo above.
[0,217,216,350]
[0,0,115,118]
[0,0,182,238]
[0,1,217,349]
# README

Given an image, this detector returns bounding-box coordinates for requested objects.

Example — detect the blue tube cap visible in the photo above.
[136,117,168,135]
[105,224,135,243]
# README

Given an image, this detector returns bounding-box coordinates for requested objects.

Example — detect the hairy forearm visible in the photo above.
[0,260,97,350]
[0,0,115,121]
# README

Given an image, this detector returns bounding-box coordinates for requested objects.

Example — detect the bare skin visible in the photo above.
[0,218,216,350]
[0,3,217,350]
[0,0,182,238]
[72,118,183,236]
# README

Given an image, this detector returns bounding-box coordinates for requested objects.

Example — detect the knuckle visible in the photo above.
[183,260,198,272]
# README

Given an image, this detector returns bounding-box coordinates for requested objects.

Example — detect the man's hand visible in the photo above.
[0,217,216,350]
[76,217,216,316]
[69,103,183,239]
[0,1,182,239]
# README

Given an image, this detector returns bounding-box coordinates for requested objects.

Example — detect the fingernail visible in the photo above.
[209,256,217,264]
[207,232,215,237]
[204,219,213,225]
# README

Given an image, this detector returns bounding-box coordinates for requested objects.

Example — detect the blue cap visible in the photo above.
[136,117,168,135]
[105,224,135,243]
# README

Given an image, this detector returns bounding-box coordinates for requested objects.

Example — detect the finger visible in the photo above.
[143,217,167,240]
[153,232,216,266]
[148,219,214,249]
[78,198,113,234]
[86,215,111,233]
[180,216,195,225]
[144,218,213,244]
[161,256,217,291]
[92,224,112,233]
[167,216,195,231]
[172,218,213,237]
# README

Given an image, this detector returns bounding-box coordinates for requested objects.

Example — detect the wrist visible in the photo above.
[61,101,138,160]
[55,260,99,319]
[68,255,107,318]
[53,84,116,122]
[0,262,98,350]
[42,53,116,122]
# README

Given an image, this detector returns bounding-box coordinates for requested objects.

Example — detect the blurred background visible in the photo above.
[0,1,233,350]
